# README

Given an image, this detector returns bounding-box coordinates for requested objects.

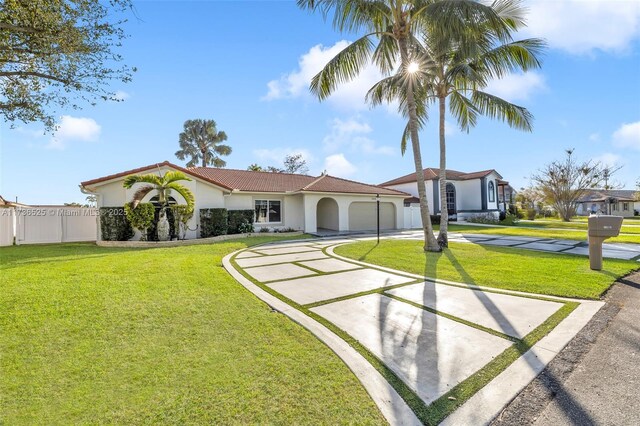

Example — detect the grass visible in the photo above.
[0,237,386,425]
[334,240,639,299]
[447,223,640,244]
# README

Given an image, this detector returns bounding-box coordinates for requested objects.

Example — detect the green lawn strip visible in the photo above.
[230,242,579,425]
[1,237,386,425]
[335,240,639,299]
[424,302,578,425]
[446,224,640,244]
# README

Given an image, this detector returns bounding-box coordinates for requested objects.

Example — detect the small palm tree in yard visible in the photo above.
[298,0,515,252]
[175,119,232,168]
[123,171,195,241]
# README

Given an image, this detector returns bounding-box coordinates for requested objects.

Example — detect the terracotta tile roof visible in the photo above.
[380,168,501,186]
[300,174,408,196]
[80,161,234,190]
[190,167,316,192]
[81,161,409,197]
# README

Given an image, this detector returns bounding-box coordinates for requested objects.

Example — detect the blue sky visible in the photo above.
[1,0,639,205]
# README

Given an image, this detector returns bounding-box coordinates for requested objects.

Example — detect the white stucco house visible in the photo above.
[80,161,409,239]
[380,168,514,221]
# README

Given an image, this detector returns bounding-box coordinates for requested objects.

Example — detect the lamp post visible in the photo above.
[376,193,380,244]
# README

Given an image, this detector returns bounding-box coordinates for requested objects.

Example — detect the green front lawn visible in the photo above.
[0,238,385,425]
[447,224,640,244]
[516,220,640,235]
[334,240,639,299]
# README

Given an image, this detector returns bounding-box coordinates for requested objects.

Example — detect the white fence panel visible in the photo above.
[403,206,423,229]
[15,208,97,245]
[0,208,15,246]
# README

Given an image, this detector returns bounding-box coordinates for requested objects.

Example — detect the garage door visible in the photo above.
[348,202,396,231]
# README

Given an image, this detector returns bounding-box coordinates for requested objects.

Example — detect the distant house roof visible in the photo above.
[81,161,408,197]
[578,189,637,203]
[380,168,502,186]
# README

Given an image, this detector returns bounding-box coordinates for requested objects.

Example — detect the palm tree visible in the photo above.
[416,3,544,247]
[123,170,195,211]
[298,0,513,252]
[247,163,263,171]
[175,119,231,168]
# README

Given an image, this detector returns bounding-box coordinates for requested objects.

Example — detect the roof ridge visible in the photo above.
[301,174,328,191]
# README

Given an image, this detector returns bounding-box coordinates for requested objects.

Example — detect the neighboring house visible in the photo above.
[380,168,513,221]
[576,189,639,217]
[80,161,409,239]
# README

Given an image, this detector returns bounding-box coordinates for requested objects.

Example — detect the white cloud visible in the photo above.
[322,117,395,155]
[113,90,130,101]
[324,153,357,177]
[589,133,600,142]
[47,115,101,150]
[612,121,640,151]
[484,72,547,102]
[593,152,624,168]
[263,40,384,111]
[521,1,640,54]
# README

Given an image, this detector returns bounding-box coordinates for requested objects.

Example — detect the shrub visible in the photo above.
[259,227,271,233]
[466,214,499,224]
[171,204,194,240]
[100,207,134,241]
[200,208,228,237]
[228,209,255,234]
[430,215,441,225]
[499,211,506,221]
[526,208,536,220]
[500,213,520,226]
[275,227,297,233]
[124,202,155,241]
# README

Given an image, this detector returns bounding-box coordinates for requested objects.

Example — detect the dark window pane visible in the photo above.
[269,201,281,222]
[255,200,268,223]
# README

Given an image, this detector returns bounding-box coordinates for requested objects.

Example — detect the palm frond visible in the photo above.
[449,91,479,132]
[162,171,191,185]
[123,174,162,188]
[130,186,154,208]
[471,90,534,131]
[310,34,376,100]
[166,182,195,210]
[474,38,545,79]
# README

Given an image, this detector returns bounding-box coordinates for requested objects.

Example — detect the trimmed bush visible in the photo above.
[124,202,155,241]
[171,204,194,240]
[228,209,255,234]
[100,207,134,241]
[200,208,228,237]
[430,215,441,225]
[526,208,536,220]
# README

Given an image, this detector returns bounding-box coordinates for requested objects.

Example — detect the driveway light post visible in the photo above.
[376,193,380,244]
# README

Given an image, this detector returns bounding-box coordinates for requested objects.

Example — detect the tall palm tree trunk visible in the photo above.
[398,36,440,252]
[201,150,207,167]
[437,95,449,248]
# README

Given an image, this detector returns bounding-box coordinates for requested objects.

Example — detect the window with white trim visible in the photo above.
[623,202,629,211]
[488,181,495,202]
[255,200,281,223]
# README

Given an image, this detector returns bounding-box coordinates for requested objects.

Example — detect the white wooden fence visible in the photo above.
[2,207,99,245]
[0,208,14,246]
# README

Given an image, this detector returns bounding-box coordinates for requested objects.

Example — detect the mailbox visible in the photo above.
[587,215,623,270]
[588,215,623,238]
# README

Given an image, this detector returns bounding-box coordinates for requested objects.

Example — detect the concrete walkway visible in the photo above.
[224,237,605,425]
[391,231,640,261]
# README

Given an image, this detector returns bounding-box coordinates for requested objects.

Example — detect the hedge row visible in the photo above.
[200,208,254,238]
[100,207,135,241]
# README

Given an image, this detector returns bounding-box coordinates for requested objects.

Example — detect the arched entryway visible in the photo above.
[445,183,456,218]
[316,197,339,231]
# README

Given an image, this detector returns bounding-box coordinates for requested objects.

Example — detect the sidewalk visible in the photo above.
[492,271,640,425]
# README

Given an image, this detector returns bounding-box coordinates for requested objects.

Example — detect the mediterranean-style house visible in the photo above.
[576,189,639,217]
[380,168,515,221]
[80,161,409,239]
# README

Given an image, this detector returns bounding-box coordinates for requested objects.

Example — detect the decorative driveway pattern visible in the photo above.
[225,237,605,425]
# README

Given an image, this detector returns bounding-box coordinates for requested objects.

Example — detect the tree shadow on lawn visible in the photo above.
[441,249,596,425]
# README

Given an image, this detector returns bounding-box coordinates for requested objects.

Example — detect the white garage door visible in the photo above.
[348,202,395,231]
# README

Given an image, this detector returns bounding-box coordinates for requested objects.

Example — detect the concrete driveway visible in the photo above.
[225,237,604,425]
